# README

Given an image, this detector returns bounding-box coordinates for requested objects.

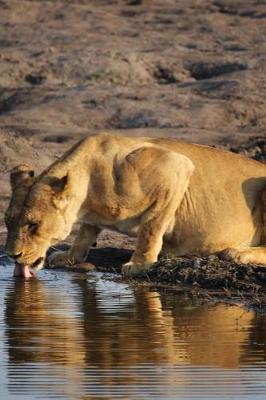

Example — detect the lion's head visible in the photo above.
[5,164,72,274]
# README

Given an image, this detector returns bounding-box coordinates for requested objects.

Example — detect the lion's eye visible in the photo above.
[28,222,39,234]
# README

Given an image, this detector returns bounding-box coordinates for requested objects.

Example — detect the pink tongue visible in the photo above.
[13,264,35,278]
[21,265,33,278]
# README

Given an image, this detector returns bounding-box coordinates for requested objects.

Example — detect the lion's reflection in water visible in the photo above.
[3,272,266,399]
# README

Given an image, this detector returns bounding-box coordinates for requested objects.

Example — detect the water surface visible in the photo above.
[1,263,266,399]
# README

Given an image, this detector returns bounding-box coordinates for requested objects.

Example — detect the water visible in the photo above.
[1,263,266,400]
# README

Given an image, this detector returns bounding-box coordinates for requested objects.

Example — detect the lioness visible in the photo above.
[4,133,266,278]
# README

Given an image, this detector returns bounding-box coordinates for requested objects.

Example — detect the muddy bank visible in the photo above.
[228,136,266,163]
[129,256,266,312]
[45,246,266,313]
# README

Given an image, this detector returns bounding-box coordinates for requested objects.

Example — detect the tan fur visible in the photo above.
[5,133,266,274]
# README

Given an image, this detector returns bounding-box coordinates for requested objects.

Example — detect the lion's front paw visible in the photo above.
[121,261,154,277]
[47,250,74,267]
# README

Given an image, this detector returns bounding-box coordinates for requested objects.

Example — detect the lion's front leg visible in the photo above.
[121,147,194,276]
[122,215,167,276]
[48,224,100,267]
[122,191,185,276]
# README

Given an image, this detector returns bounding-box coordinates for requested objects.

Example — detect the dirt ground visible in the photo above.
[0,0,265,305]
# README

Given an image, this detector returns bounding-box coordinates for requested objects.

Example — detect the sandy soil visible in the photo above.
[0,0,265,252]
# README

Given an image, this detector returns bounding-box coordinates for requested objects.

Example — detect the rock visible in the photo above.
[25,73,46,85]
[185,61,248,80]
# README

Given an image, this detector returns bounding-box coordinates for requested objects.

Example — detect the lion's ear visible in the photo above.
[50,174,68,194]
[10,164,35,191]
[50,174,69,210]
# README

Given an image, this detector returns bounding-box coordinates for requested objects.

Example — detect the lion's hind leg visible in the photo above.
[221,246,266,265]
[221,189,266,266]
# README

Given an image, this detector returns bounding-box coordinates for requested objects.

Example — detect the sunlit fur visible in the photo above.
[5,133,266,274]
